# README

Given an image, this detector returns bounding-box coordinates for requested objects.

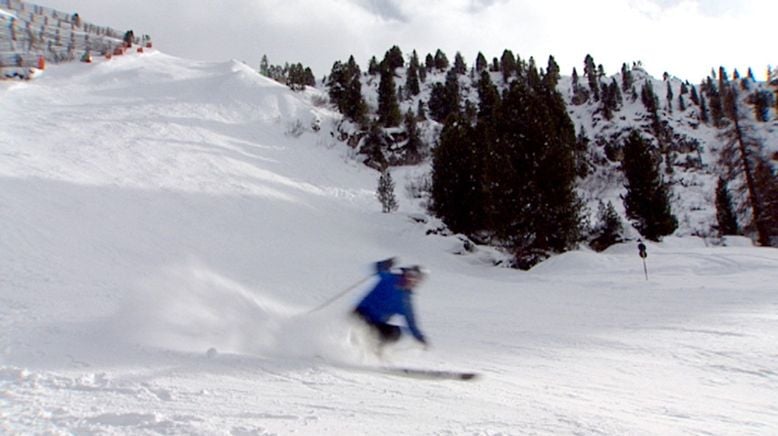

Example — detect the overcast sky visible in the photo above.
[31,0,776,82]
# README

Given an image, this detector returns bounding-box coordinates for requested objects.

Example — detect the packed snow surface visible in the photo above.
[2,51,778,435]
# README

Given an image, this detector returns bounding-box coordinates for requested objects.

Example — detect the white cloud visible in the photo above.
[33,0,776,82]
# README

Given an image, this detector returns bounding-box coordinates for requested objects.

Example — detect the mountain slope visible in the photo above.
[343,59,778,244]
[2,52,778,435]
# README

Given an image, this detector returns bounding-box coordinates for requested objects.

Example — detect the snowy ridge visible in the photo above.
[2,52,778,435]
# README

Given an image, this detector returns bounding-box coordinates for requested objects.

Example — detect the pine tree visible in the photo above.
[600,82,613,120]
[476,70,500,121]
[622,130,678,241]
[571,67,588,105]
[361,122,389,170]
[428,83,448,122]
[368,56,379,75]
[431,113,483,234]
[751,157,778,245]
[418,61,427,83]
[516,55,527,80]
[377,170,399,213]
[428,69,460,122]
[406,53,421,97]
[666,82,674,113]
[475,52,488,72]
[259,54,270,76]
[640,81,664,142]
[403,109,423,164]
[343,57,368,125]
[424,53,434,71]
[284,63,315,90]
[433,49,449,71]
[286,63,302,90]
[377,62,402,127]
[123,30,135,46]
[453,52,467,75]
[751,90,773,122]
[699,93,709,123]
[265,63,285,83]
[384,45,404,70]
[584,54,600,101]
[590,200,624,252]
[326,56,368,125]
[706,78,725,127]
[526,57,541,89]
[715,177,740,236]
[545,55,560,89]
[416,100,427,120]
[640,81,658,113]
[500,49,516,82]
[600,79,621,120]
[409,50,421,70]
[719,83,778,246]
[574,127,591,177]
[639,80,672,175]
[611,79,623,106]
[621,63,633,92]
[718,66,729,92]
[301,67,314,87]
[491,68,581,267]
[739,71,750,91]
[690,85,699,105]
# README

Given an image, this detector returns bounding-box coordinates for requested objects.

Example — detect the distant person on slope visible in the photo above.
[352,258,428,349]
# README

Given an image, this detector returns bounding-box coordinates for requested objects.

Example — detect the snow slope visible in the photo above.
[2,51,778,435]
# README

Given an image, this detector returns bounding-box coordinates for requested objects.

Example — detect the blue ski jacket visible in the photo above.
[355,261,426,343]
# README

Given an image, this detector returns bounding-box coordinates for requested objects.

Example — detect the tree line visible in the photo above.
[259,54,316,91]
[266,46,778,265]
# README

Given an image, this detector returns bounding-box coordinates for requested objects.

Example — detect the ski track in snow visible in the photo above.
[1,52,778,435]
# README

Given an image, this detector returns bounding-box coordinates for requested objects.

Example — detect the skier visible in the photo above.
[352,258,428,349]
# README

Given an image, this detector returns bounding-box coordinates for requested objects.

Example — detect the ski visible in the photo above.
[380,367,479,381]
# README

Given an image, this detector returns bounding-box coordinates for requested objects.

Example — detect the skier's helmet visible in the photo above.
[401,265,426,288]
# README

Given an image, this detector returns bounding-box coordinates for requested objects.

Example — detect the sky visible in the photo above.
[29,0,777,83]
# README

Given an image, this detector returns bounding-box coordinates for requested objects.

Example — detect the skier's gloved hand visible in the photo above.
[375,257,397,273]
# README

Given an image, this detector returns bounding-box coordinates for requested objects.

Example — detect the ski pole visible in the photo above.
[306,275,372,314]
